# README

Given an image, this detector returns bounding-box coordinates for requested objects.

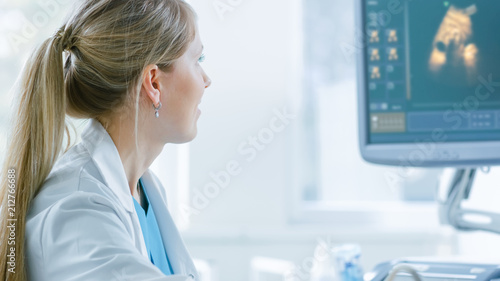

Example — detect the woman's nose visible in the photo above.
[204,76,212,89]
[202,69,211,89]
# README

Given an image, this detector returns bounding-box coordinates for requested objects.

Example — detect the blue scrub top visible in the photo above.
[133,178,174,275]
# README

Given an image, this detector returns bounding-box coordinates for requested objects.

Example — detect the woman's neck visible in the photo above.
[100,116,164,198]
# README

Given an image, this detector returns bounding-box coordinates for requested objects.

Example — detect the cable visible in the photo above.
[384,264,422,281]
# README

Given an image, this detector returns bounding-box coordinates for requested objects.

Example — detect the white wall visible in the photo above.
[187,0,297,229]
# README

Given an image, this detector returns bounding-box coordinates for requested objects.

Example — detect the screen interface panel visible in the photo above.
[364,0,500,144]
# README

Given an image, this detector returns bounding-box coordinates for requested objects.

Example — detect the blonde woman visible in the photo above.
[0,0,211,280]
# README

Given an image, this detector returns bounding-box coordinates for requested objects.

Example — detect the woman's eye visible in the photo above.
[198,53,205,63]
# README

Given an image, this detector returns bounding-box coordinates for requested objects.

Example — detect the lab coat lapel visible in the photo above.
[142,171,199,279]
[80,118,148,258]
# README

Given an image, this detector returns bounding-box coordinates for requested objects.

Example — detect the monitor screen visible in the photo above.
[356,0,500,167]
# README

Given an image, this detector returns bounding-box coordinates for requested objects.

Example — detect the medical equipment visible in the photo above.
[355,0,500,280]
[366,259,500,281]
[356,0,500,167]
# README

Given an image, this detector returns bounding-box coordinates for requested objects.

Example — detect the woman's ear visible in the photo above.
[142,64,161,105]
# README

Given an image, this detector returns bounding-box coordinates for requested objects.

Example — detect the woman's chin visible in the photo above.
[171,129,198,144]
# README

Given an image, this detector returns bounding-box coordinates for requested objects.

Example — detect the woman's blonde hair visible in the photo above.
[0,0,196,280]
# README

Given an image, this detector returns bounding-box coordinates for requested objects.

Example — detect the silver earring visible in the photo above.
[153,101,162,118]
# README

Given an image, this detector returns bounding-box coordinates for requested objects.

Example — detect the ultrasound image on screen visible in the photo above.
[409,1,500,106]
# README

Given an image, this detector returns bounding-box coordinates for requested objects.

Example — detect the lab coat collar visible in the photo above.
[141,173,199,279]
[80,118,135,213]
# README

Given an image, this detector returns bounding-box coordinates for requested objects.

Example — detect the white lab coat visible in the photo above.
[25,118,198,281]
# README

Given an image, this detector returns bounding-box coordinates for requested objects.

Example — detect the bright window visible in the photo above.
[291,0,444,229]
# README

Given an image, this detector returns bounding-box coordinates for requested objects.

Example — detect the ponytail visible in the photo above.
[0,29,72,281]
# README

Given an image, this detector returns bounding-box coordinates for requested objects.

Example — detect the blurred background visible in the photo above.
[1,0,500,280]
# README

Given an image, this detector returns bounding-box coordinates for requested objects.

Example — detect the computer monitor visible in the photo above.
[356,0,500,167]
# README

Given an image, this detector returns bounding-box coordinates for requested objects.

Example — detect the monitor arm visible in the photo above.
[438,167,500,234]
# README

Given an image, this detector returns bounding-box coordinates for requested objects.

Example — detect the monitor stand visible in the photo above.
[438,167,500,234]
